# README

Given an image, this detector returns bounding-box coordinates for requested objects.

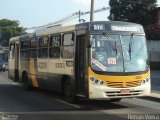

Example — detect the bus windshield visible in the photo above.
[90,34,148,73]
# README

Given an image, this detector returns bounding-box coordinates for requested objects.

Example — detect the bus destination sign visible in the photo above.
[90,24,143,32]
[111,26,141,32]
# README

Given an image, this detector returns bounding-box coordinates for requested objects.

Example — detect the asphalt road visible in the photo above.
[0,72,160,120]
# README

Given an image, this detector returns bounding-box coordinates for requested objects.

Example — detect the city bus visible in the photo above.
[8,21,150,102]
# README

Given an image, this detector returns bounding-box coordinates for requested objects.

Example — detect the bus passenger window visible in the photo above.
[30,49,37,58]
[38,37,48,58]
[38,48,48,58]
[20,41,29,59]
[49,35,61,58]
[30,38,38,58]
[62,33,74,58]
[20,50,29,58]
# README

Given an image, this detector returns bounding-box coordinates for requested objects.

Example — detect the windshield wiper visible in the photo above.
[114,41,118,56]
[103,33,118,55]
[128,34,134,60]
[128,43,132,60]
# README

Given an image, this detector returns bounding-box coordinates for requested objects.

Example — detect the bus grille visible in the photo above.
[106,90,143,97]
[106,80,141,88]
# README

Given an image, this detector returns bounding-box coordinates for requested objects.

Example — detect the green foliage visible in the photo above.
[108,0,157,26]
[0,19,26,46]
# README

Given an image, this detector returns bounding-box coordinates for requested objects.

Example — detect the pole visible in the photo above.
[79,11,81,22]
[90,0,94,22]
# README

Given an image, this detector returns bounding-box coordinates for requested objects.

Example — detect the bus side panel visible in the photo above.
[47,73,63,92]
[47,59,74,92]
[36,59,48,89]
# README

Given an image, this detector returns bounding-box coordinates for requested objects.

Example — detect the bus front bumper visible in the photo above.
[89,83,151,100]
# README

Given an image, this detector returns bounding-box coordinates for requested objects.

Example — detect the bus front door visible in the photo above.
[75,35,86,96]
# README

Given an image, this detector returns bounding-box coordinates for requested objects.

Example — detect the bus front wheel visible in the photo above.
[64,79,77,103]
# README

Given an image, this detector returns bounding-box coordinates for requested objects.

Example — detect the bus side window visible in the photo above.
[30,38,38,58]
[9,43,15,59]
[62,33,74,58]
[49,35,61,58]
[20,41,29,59]
[38,36,48,58]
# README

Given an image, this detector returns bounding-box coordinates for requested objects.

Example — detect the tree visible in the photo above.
[0,19,26,46]
[108,0,157,26]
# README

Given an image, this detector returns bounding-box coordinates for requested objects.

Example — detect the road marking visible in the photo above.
[0,111,102,114]
[55,99,81,108]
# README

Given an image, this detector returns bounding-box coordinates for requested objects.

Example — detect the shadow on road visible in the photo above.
[0,83,128,112]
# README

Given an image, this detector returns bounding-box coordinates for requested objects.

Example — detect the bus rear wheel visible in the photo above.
[64,79,77,103]
[22,73,32,90]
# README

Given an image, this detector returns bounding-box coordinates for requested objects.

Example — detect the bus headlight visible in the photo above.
[90,76,104,85]
[141,76,150,85]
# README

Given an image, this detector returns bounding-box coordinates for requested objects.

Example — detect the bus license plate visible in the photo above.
[120,89,130,94]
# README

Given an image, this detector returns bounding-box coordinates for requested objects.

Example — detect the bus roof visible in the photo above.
[76,21,142,27]
[34,24,75,37]
[75,21,144,33]
[9,36,20,42]
[9,21,144,43]
[19,33,33,41]
[9,33,33,42]
[35,21,144,36]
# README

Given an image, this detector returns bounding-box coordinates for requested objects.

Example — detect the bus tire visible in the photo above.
[108,98,122,102]
[64,79,77,103]
[22,72,32,90]
[14,70,19,82]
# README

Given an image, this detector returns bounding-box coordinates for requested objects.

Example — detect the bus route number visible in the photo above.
[55,63,65,68]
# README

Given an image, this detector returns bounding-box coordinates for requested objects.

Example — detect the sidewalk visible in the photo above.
[151,70,160,79]
[145,70,160,102]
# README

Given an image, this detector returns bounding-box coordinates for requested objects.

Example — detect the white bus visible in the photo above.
[8,21,150,102]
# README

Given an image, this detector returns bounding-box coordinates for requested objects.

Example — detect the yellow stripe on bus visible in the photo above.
[88,67,150,82]
[29,59,39,87]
